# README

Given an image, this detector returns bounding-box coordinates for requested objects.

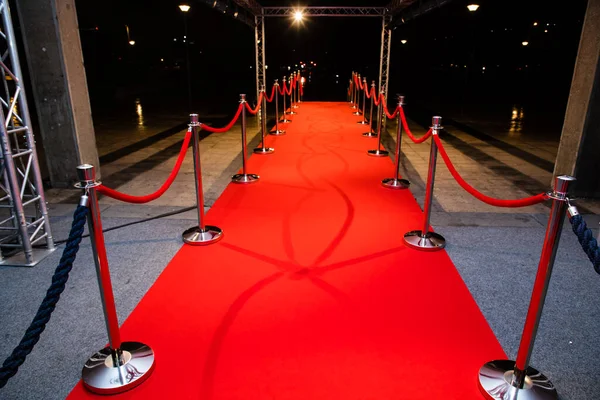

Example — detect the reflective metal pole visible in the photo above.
[281,76,291,123]
[288,75,297,115]
[297,71,302,104]
[272,79,286,135]
[351,72,358,109]
[382,96,410,189]
[357,77,369,124]
[254,86,274,154]
[478,176,574,400]
[403,116,446,251]
[182,114,223,245]
[232,94,259,183]
[352,74,362,116]
[367,90,389,157]
[363,81,377,138]
[292,72,299,109]
[76,165,154,394]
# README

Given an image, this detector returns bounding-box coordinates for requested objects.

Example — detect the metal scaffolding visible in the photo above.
[0,0,54,266]
[262,7,386,17]
[254,12,266,101]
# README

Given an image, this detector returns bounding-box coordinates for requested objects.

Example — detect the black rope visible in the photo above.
[570,214,600,274]
[0,205,88,389]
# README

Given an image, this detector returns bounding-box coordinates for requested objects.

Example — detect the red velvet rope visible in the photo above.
[245,91,264,115]
[433,134,549,207]
[300,82,304,96]
[383,102,399,119]
[373,91,382,106]
[286,82,293,96]
[279,82,286,95]
[365,86,373,99]
[399,108,433,144]
[201,103,244,133]
[97,129,193,203]
[265,86,276,103]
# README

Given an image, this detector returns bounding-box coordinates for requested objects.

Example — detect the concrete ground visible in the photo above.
[1,100,599,399]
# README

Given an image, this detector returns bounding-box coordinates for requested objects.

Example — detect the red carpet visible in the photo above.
[68,102,505,399]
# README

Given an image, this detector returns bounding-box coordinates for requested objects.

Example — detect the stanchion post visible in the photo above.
[254,86,274,154]
[292,72,299,109]
[382,95,410,189]
[351,72,357,109]
[478,175,574,400]
[363,81,377,138]
[281,76,291,123]
[403,116,446,250]
[288,75,297,115]
[232,94,259,183]
[76,164,155,394]
[352,74,362,116]
[357,77,368,124]
[367,90,389,157]
[182,114,223,244]
[272,79,286,135]
[297,72,302,103]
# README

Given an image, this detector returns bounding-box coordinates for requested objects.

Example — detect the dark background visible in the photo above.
[73,0,587,132]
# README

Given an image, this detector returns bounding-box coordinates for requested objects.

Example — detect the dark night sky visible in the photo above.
[73,0,588,112]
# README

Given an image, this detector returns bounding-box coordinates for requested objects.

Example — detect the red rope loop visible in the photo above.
[365,86,373,99]
[279,82,286,95]
[286,82,293,96]
[97,129,193,203]
[433,134,549,207]
[200,103,244,133]
[373,91,382,106]
[265,86,276,103]
[383,102,399,119]
[245,91,264,115]
[400,108,433,143]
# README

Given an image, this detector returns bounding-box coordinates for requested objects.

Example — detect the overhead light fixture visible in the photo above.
[234,12,238,17]
[522,41,529,46]
[533,22,538,26]
[129,40,135,46]
[294,10,304,22]
[401,39,407,44]
[179,4,191,12]
[467,4,479,12]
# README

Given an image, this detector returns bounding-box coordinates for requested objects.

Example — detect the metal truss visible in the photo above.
[378,15,392,128]
[0,0,54,266]
[196,0,255,28]
[263,7,386,17]
[384,0,420,17]
[254,13,266,101]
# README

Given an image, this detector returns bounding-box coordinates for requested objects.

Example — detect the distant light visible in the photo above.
[129,40,135,46]
[401,39,407,44]
[174,38,177,41]
[544,29,548,33]
[335,74,339,77]
[234,12,238,17]
[533,22,538,26]
[547,23,550,26]
[482,66,486,70]
[160,58,164,62]
[288,66,291,71]
[213,1,217,7]
[467,4,479,12]
[294,10,304,22]
[257,39,261,44]
[314,63,317,66]
[179,4,191,12]
[265,65,268,69]
[522,41,529,46]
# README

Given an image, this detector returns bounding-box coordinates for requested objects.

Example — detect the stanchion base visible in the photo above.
[253,147,275,154]
[231,173,259,184]
[182,225,223,245]
[280,118,292,123]
[357,120,369,125]
[362,131,377,138]
[270,130,286,136]
[367,149,389,157]
[382,178,410,189]
[478,360,558,400]
[350,105,357,109]
[288,111,297,115]
[403,230,446,251]
[292,105,299,109]
[352,111,362,116]
[82,342,155,395]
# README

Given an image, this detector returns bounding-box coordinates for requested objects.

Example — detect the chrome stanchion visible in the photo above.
[367,89,389,157]
[363,81,377,138]
[382,96,410,189]
[76,165,154,394]
[232,94,259,183]
[183,114,223,245]
[288,75,297,115]
[297,72,302,103]
[292,72,299,109]
[403,116,445,250]
[281,76,292,123]
[351,72,358,109]
[357,77,369,124]
[254,86,274,154]
[271,79,286,135]
[352,74,362,116]
[478,176,574,400]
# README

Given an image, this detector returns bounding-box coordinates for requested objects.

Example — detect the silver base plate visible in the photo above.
[362,132,377,138]
[357,120,369,124]
[82,342,155,395]
[292,105,299,109]
[182,225,223,245]
[288,111,297,115]
[367,149,389,157]
[0,247,56,267]
[280,118,292,123]
[478,360,558,400]
[231,173,259,184]
[350,105,357,109]
[270,130,286,135]
[253,147,274,154]
[352,111,362,116]
[403,230,446,251]
[382,178,410,189]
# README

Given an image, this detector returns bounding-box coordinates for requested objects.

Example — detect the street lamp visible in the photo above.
[401,39,407,44]
[125,25,135,45]
[179,4,192,112]
[128,40,135,46]
[467,4,480,12]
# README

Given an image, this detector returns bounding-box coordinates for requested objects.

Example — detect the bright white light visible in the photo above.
[234,12,238,17]
[129,40,135,45]
[160,58,164,62]
[294,10,304,22]
[288,66,291,71]
[467,4,479,12]
[544,29,548,33]
[336,74,339,77]
[179,4,191,12]
[522,41,529,46]
[401,39,407,44]
[533,22,538,26]
[482,66,486,70]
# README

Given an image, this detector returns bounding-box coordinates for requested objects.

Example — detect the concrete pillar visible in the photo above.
[16,0,99,188]
[554,0,600,197]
